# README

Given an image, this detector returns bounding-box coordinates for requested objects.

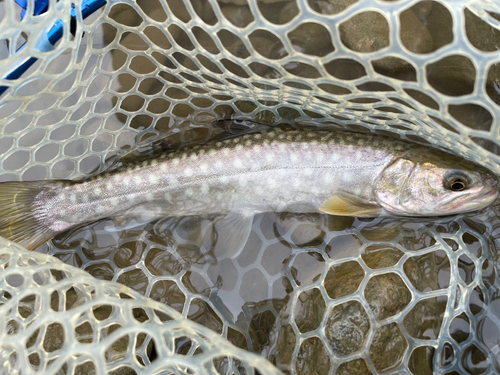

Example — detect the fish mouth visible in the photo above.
[441,187,499,213]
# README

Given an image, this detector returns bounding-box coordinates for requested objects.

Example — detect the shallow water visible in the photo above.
[2,0,500,372]
[36,196,500,374]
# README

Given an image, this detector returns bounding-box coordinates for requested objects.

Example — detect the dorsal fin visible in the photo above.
[211,119,272,141]
[99,120,272,175]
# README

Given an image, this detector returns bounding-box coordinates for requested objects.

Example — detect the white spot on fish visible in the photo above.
[146,193,154,201]
[110,198,119,206]
[164,193,171,201]
[106,182,113,190]
[275,169,286,178]
[265,153,274,163]
[170,178,178,186]
[233,158,244,169]
[142,161,148,167]
[134,176,142,184]
[208,149,217,156]
[70,195,77,203]
[149,174,158,183]
[151,159,158,166]
[290,153,299,163]
[255,134,262,139]
[185,168,193,177]
[245,140,252,146]
[200,183,209,194]
[172,158,180,166]
[82,195,89,203]
[160,164,168,172]
[324,174,334,183]
[215,161,224,169]
[185,188,194,197]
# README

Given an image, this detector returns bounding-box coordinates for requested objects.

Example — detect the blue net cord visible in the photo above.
[15,0,49,18]
[0,0,107,96]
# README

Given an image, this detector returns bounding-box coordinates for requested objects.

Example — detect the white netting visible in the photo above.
[1,0,500,374]
[0,238,284,374]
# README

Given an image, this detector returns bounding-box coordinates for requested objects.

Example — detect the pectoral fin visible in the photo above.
[213,211,254,259]
[320,194,381,217]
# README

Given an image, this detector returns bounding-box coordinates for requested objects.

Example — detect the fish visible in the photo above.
[0,123,498,252]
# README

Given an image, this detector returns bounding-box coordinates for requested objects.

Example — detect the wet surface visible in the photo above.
[40,202,500,374]
[2,0,500,373]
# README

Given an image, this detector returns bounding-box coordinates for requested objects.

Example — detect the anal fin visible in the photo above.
[213,211,254,259]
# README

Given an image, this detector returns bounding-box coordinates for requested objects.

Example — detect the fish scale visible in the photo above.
[69,130,393,212]
[0,128,497,251]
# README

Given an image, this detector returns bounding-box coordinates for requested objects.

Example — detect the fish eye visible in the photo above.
[444,171,470,192]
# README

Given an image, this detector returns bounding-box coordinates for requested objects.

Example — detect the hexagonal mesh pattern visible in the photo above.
[1,0,500,374]
[0,238,283,374]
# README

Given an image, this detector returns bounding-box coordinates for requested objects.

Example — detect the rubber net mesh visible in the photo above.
[1,0,500,374]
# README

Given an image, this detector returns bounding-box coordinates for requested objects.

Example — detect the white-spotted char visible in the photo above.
[0,128,497,250]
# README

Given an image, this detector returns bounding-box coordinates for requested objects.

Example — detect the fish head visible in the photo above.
[374,150,498,216]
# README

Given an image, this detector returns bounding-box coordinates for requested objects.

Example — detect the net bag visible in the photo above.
[1,0,500,374]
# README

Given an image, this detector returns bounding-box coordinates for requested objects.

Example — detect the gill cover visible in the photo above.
[373,158,416,216]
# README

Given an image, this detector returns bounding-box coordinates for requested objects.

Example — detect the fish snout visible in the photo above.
[483,175,498,188]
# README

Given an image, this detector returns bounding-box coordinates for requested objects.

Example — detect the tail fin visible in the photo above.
[0,181,58,251]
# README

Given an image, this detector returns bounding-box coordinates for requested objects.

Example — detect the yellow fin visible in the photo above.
[319,194,381,217]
